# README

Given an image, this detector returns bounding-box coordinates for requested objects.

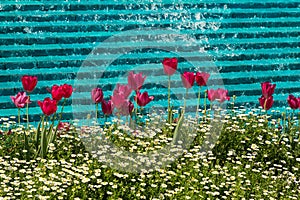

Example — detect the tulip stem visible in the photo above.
[290,110,295,129]
[134,94,138,123]
[204,90,207,117]
[196,86,201,121]
[282,112,286,134]
[210,100,213,118]
[59,98,66,121]
[183,89,188,114]
[117,114,121,126]
[95,103,98,121]
[26,94,30,129]
[168,75,171,123]
[129,115,132,128]
[263,98,267,110]
[104,115,108,126]
[18,108,20,126]
[298,111,300,134]
[54,98,66,135]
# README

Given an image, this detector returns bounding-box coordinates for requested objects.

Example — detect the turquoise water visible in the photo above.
[0,0,299,122]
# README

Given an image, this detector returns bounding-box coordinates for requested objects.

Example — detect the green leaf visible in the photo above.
[40,116,48,158]
[167,105,174,124]
[172,110,185,145]
[35,116,43,152]
[23,130,29,161]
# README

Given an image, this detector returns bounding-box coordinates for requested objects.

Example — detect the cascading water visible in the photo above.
[0,0,299,122]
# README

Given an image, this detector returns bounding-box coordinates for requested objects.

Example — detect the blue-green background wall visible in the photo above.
[0,0,299,121]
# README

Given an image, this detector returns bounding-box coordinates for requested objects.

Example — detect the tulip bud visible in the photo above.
[162,57,178,76]
[134,91,154,107]
[287,94,299,110]
[61,84,73,98]
[91,88,104,104]
[181,72,195,89]
[195,72,210,86]
[21,75,38,93]
[38,97,57,116]
[101,100,113,116]
[128,71,146,91]
[10,92,29,108]
[261,82,276,98]
[259,95,274,110]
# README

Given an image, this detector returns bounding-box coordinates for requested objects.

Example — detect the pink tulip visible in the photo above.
[216,88,230,103]
[128,71,146,91]
[10,92,30,108]
[195,72,210,86]
[111,93,127,110]
[134,91,154,107]
[261,82,276,98]
[162,58,178,76]
[259,96,274,110]
[21,75,38,93]
[91,88,104,103]
[38,97,57,116]
[287,94,299,110]
[101,100,113,116]
[207,89,217,102]
[113,84,132,99]
[181,72,195,89]
[207,88,230,103]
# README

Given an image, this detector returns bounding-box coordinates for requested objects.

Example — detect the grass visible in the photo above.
[0,106,299,199]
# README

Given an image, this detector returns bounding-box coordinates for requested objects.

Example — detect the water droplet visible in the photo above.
[23,27,32,33]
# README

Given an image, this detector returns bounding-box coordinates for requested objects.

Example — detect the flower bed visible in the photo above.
[0,58,300,199]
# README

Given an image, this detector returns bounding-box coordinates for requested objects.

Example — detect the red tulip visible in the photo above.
[91,88,103,103]
[113,84,132,99]
[57,122,70,137]
[195,72,210,86]
[261,82,276,98]
[38,97,57,116]
[101,100,113,116]
[287,94,299,109]
[259,96,274,110]
[128,71,146,91]
[134,91,154,107]
[51,85,64,101]
[6,130,12,136]
[61,84,73,98]
[216,88,230,103]
[181,72,195,89]
[162,57,178,76]
[10,92,29,108]
[57,122,70,131]
[21,75,38,93]
[207,89,217,102]
[128,101,134,115]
